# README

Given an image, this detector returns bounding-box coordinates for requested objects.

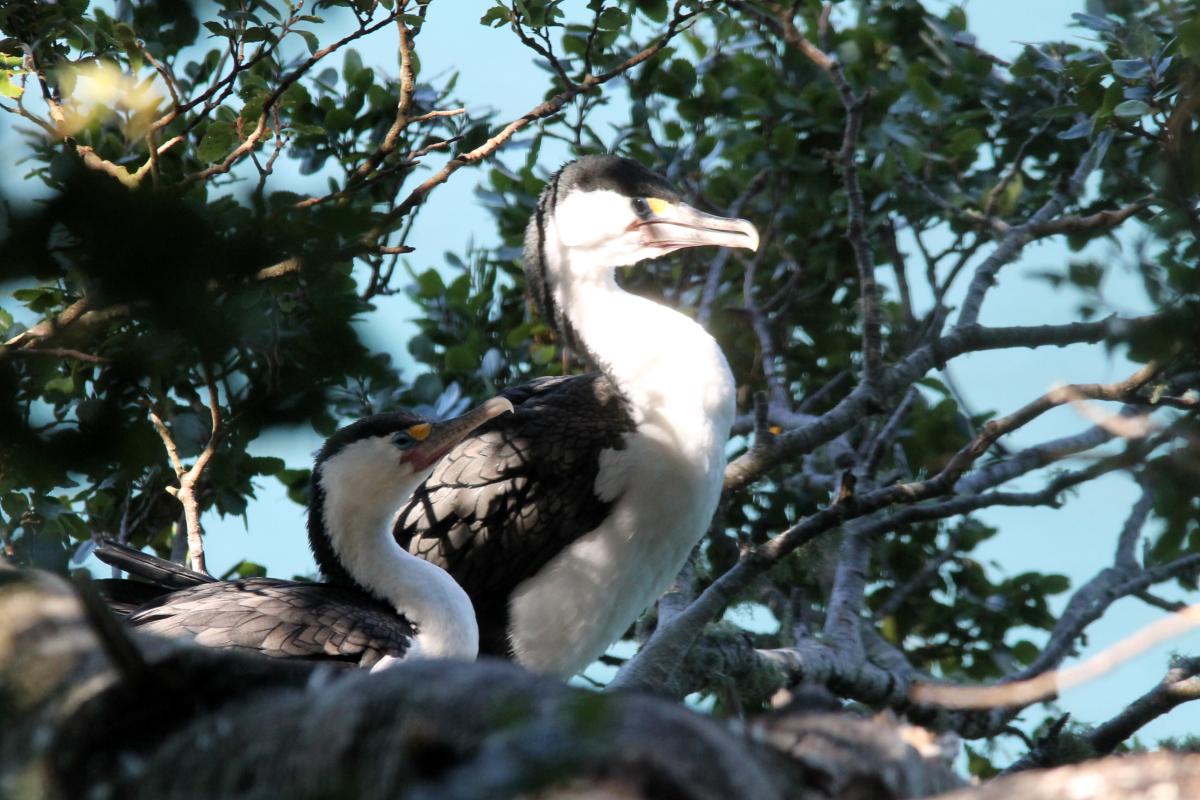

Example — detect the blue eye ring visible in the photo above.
[391,431,416,449]
[631,197,650,218]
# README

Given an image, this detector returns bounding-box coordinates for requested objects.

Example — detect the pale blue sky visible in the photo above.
[2,0,1194,752]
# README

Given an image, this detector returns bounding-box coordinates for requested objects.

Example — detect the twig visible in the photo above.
[766,6,882,389]
[185,10,404,185]
[147,373,223,575]
[957,131,1114,328]
[697,168,769,327]
[723,312,1168,493]
[372,1,706,238]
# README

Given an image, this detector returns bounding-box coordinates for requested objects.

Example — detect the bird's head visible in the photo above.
[526,155,759,275]
[314,396,514,501]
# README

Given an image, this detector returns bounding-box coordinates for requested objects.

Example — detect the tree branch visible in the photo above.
[1088,656,1200,755]
[371,1,706,237]
[957,132,1114,327]
[146,374,222,575]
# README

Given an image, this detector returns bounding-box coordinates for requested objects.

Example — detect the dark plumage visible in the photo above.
[395,374,635,657]
[97,399,513,666]
[393,156,757,675]
[126,578,415,666]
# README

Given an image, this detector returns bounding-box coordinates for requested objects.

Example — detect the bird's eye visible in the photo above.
[631,198,651,218]
[391,431,415,449]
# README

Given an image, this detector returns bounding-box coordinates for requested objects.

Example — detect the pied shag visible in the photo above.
[394,156,759,676]
[98,397,512,668]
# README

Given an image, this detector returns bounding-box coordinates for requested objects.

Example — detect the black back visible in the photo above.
[393,374,635,657]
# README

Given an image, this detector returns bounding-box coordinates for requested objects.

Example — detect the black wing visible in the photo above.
[127,579,415,667]
[393,373,635,657]
[94,540,216,589]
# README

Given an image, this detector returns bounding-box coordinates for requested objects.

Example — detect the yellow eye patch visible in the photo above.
[646,197,672,215]
[407,423,432,441]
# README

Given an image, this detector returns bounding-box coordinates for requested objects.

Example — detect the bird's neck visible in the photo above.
[309,441,479,659]
[552,250,736,436]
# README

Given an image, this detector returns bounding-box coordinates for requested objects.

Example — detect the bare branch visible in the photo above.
[625,363,1165,695]
[146,374,222,575]
[697,168,769,327]
[1088,656,1200,755]
[724,312,1166,492]
[957,131,1114,328]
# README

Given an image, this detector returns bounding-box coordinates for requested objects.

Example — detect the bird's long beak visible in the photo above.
[410,396,513,471]
[635,199,759,255]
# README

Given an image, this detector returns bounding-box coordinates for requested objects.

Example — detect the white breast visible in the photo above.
[508,320,735,676]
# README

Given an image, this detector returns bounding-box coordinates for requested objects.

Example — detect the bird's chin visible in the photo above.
[408,447,452,473]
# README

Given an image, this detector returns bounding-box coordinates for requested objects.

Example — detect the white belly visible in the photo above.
[507,421,727,676]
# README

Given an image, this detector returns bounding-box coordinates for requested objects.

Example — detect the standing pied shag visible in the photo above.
[98,398,511,668]
[394,156,759,676]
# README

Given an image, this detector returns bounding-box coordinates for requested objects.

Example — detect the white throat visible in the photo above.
[548,221,736,435]
[318,439,479,660]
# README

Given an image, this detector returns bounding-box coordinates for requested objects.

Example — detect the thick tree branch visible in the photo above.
[624,363,1164,696]
[724,312,1167,492]
[1088,656,1200,755]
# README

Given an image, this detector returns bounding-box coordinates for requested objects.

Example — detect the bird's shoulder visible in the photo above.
[394,372,636,596]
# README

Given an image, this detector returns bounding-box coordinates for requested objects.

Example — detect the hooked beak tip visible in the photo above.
[740,221,761,253]
[482,396,514,419]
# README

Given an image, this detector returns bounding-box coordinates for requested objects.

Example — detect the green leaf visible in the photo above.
[45,375,75,394]
[1113,99,1150,118]
[197,120,236,162]
[597,7,629,30]
[1,492,28,519]
[296,29,319,54]
[1071,12,1116,32]
[1111,58,1150,80]
[311,410,337,437]
[249,456,286,475]
[480,5,509,27]
[635,0,668,23]
[1041,574,1071,594]
[1057,118,1093,140]
[0,70,23,99]
[444,344,478,373]
[408,333,436,362]
[343,48,363,83]
[219,559,268,580]
[241,26,273,43]
[415,268,445,298]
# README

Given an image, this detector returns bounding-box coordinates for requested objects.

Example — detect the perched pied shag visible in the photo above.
[393,156,759,676]
[99,398,512,668]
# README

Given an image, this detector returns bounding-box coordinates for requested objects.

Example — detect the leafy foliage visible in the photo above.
[1,0,1198,771]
